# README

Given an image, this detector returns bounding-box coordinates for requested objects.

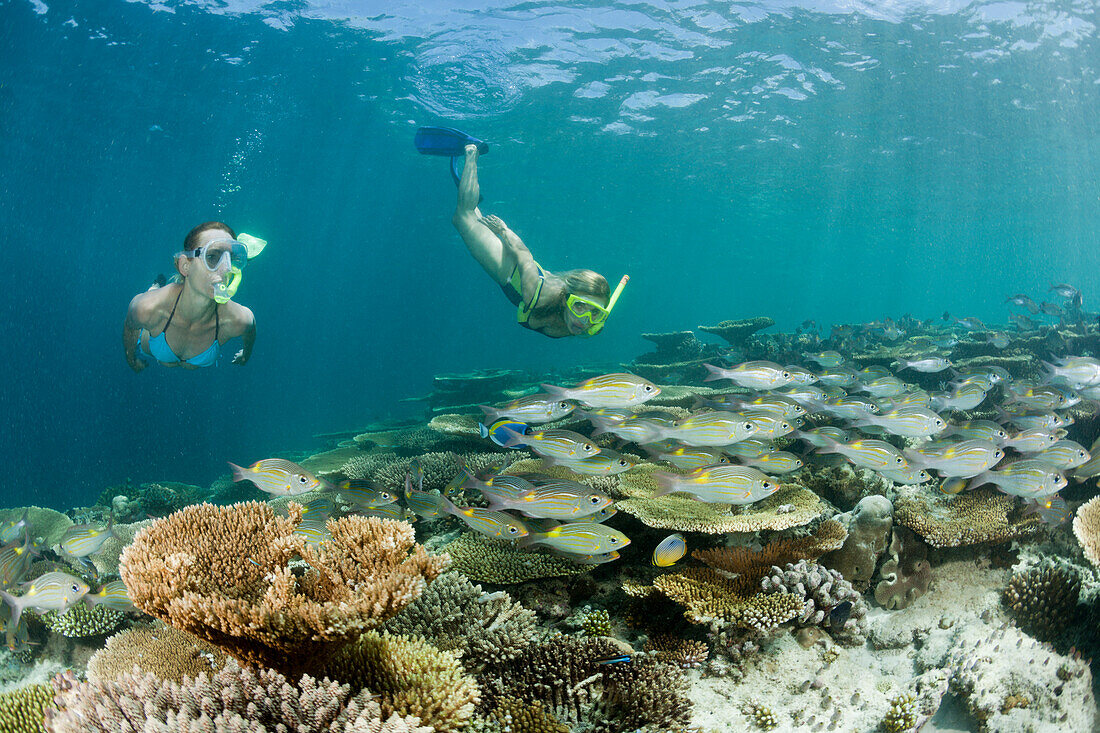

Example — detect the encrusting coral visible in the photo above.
[87,622,228,684]
[1073,495,1100,568]
[893,487,1041,548]
[874,526,932,611]
[320,630,480,732]
[46,658,432,733]
[119,501,447,677]
[760,559,868,645]
[382,570,539,674]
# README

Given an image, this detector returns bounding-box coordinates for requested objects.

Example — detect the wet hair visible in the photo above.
[183,221,236,252]
[531,269,610,321]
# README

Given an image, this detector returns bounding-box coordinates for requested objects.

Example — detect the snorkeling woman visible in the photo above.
[123,222,257,372]
[433,132,627,339]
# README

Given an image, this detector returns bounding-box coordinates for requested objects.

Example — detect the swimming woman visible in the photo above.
[451,143,627,338]
[123,222,256,371]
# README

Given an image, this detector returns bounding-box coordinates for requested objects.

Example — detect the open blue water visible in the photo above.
[1,0,1096,508]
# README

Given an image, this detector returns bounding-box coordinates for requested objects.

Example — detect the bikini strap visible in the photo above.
[163,287,183,331]
[214,304,220,341]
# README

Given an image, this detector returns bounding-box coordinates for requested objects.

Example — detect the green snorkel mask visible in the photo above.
[181,233,267,304]
[567,274,629,337]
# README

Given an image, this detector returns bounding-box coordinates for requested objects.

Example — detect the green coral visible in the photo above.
[443,533,589,584]
[580,608,612,637]
[882,693,918,733]
[0,683,53,733]
[743,699,778,730]
[41,603,126,638]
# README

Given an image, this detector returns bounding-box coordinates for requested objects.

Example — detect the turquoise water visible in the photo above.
[1,0,1096,506]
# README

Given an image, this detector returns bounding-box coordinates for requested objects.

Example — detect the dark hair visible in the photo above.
[531,269,610,320]
[183,222,236,252]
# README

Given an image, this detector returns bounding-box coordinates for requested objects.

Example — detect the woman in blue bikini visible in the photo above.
[123,222,256,371]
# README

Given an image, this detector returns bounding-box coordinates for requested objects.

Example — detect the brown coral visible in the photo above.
[443,533,589,584]
[1003,562,1080,642]
[87,622,228,684]
[0,683,53,733]
[893,487,1041,548]
[119,501,447,677]
[46,659,431,733]
[693,519,847,575]
[321,630,480,732]
[651,567,803,631]
[1073,496,1100,568]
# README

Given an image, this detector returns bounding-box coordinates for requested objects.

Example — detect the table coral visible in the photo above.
[893,487,1041,548]
[1073,495,1100,568]
[651,566,803,632]
[119,501,447,677]
[693,518,847,575]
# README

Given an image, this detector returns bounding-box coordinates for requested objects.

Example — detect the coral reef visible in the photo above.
[698,317,775,346]
[742,699,778,730]
[643,634,709,668]
[0,683,53,733]
[119,501,447,677]
[382,570,539,674]
[579,608,612,637]
[893,487,1041,548]
[0,506,72,548]
[820,494,893,585]
[481,635,692,733]
[649,566,804,632]
[692,518,847,575]
[470,696,569,733]
[46,659,432,733]
[796,464,887,512]
[1073,495,1100,568]
[40,603,126,638]
[443,533,589,584]
[874,526,932,611]
[321,630,480,732]
[760,559,869,645]
[1002,561,1080,642]
[87,622,228,684]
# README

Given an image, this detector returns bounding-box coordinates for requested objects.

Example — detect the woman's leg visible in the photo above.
[452,145,510,283]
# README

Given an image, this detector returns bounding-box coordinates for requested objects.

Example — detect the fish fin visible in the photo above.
[499,426,527,449]
[478,423,489,439]
[0,591,21,630]
[227,462,247,483]
[539,383,568,399]
[478,405,499,420]
[651,471,677,498]
[701,363,725,382]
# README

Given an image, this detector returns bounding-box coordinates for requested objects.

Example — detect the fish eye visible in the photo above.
[559,402,570,409]
[590,496,601,504]
[644,385,654,392]
[895,457,904,464]
[508,526,519,535]
[763,482,772,489]
[618,460,629,466]
[71,584,80,592]
[744,422,755,431]
[297,476,308,484]
[610,537,620,544]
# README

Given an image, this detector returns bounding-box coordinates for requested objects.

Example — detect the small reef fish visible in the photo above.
[776,385,829,409]
[547,451,636,475]
[829,600,853,628]
[0,533,36,589]
[816,437,909,471]
[723,438,774,459]
[358,504,417,523]
[596,654,633,665]
[337,480,398,508]
[737,410,795,439]
[855,376,907,398]
[57,517,116,572]
[814,367,859,388]
[652,533,687,567]
[229,459,323,497]
[930,383,989,412]
[742,451,804,474]
[892,356,952,373]
[479,418,530,449]
[877,466,932,485]
[713,394,806,419]
[294,519,331,546]
[1001,429,1059,454]
[653,464,779,505]
[1,571,89,629]
[559,550,620,565]
[1029,494,1070,525]
[520,522,629,554]
[794,427,850,449]
[485,485,613,520]
[939,476,969,495]
[404,470,444,519]
[541,373,661,408]
[664,411,759,447]
[820,396,880,421]
[703,361,793,390]
[502,427,600,460]
[588,413,669,444]
[657,447,731,471]
[299,497,335,519]
[904,440,1004,478]
[0,511,29,545]
[969,460,1067,498]
[851,407,947,439]
[439,496,529,539]
[83,580,134,613]
[783,365,819,385]
[479,395,575,424]
[803,351,845,368]
[942,420,1009,444]
[1042,357,1100,389]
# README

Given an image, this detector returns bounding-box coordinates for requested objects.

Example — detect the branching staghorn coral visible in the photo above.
[87,622,228,684]
[46,659,432,733]
[119,501,448,678]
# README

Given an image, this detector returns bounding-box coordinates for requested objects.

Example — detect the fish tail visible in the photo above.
[478,405,499,420]
[478,423,489,439]
[500,426,527,449]
[814,435,842,455]
[587,415,613,437]
[0,591,22,630]
[902,447,929,468]
[436,494,461,518]
[702,363,725,382]
[539,383,568,399]
[891,359,909,371]
[652,471,678,498]
[227,462,247,483]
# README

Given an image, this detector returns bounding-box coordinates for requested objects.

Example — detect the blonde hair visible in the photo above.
[532,269,610,320]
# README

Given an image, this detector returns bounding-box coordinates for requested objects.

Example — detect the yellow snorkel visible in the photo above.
[572,274,629,337]
[211,233,267,304]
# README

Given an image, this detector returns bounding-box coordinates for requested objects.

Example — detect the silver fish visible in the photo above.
[903,440,1004,478]
[479,395,576,424]
[653,464,779,505]
[502,427,600,460]
[969,460,1066,498]
[703,361,793,390]
[520,522,630,555]
[541,373,661,408]
[1,571,89,629]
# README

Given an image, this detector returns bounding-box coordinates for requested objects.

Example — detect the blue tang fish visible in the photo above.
[479,419,530,449]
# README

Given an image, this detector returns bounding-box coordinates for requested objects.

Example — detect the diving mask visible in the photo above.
[568,275,629,337]
[179,233,267,304]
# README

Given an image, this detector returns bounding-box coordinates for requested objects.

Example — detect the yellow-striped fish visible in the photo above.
[485,484,612,520]
[520,522,629,554]
[743,451,804,474]
[905,440,1004,478]
[541,373,661,408]
[737,409,795,439]
[338,480,398,508]
[404,468,444,519]
[502,427,600,460]
[0,571,88,629]
[657,447,731,471]
[703,361,793,390]
[83,580,134,613]
[439,496,528,539]
[229,459,323,497]
[58,516,115,560]
[817,436,909,471]
[0,511,29,545]
[852,406,947,439]
[546,450,636,475]
[665,411,759,447]
[294,519,331,546]
[653,465,778,505]
[479,395,576,424]
[1033,440,1091,470]
[357,504,417,523]
[0,534,35,589]
[652,533,686,567]
[300,496,335,519]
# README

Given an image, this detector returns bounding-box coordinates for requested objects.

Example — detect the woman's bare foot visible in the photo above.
[478,214,508,237]
[465,143,480,160]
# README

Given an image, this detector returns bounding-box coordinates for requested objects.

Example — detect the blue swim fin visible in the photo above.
[414,126,489,186]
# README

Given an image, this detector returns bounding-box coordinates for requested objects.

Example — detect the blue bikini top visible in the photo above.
[143,289,220,368]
